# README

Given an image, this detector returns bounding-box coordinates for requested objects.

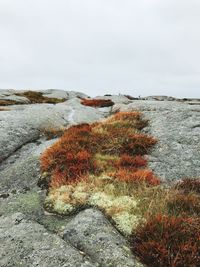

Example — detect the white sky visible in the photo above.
[0,0,200,97]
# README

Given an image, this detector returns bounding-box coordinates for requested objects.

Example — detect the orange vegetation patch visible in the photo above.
[116,154,147,169]
[41,124,98,187]
[131,215,200,267]
[81,98,114,108]
[40,111,159,188]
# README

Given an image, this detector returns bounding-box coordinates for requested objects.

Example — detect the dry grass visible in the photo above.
[16,91,66,104]
[40,127,66,140]
[0,107,10,111]
[0,100,17,106]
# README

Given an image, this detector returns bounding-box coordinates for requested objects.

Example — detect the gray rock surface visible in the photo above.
[0,139,55,194]
[113,100,200,182]
[95,94,132,104]
[64,208,140,267]
[0,89,15,97]
[41,89,88,99]
[0,212,96,267]
[142,95,177,101]
[0,100,109,162]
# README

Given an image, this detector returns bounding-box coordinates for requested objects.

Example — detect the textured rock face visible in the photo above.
[113,100,200,182]
[0,99,109,162]
[0,213,96,267]
[63,208,140,267]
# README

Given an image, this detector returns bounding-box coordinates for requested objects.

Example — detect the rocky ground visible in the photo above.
[0,89,199,266]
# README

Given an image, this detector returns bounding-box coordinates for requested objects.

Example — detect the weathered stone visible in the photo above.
[41,89,88,99]
[112,100,200,182]
[95,94,132,105]
[0,101,108,162]
[63,208,142,267]
[0,139,56,193]
[0,212,97,267]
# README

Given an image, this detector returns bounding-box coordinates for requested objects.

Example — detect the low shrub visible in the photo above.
[121,133,157,155]
[0,107,10,111]
[0,100,17,106]
[40,124,98,186]
[107,111,148,130]
[116,154,147,169]
[81,98,114,108]
[167,193,200,216]
[110,169,161,186]
[16,91,66,104]
[175,178,200,195]
[130,215,200,267]
[40,127,65,140]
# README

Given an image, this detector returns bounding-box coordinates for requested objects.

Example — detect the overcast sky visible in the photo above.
[0,0,200,97]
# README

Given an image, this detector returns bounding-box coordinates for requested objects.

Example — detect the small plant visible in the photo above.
[116,154,147,169]
[110,169,161,186]
[167,193,200,216]
[40,124,98,186]
[130,215,200,267]
[175,178,200,195]
[107,111,148,130]
[81,98,114,108]
[40,127,65,140]
[121,133,157,155]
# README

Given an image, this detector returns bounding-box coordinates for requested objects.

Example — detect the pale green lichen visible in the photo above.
[113,212,141,235]
[89,192,114,209]
[54,199,74,215]
[88,191,139,235]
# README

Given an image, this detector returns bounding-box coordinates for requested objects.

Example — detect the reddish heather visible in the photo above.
[81,98,114,108]
[131,215,200,267]
[40,112,158,188]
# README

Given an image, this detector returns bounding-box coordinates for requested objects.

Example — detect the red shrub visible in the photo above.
[116,154,147,169]
[175,178,200,195]
[121,133,157,155]
[167,193,200,216]
[40,124,97,187]
[40,112,158,188]
[81,98,114,108]
[130,215,200,267]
